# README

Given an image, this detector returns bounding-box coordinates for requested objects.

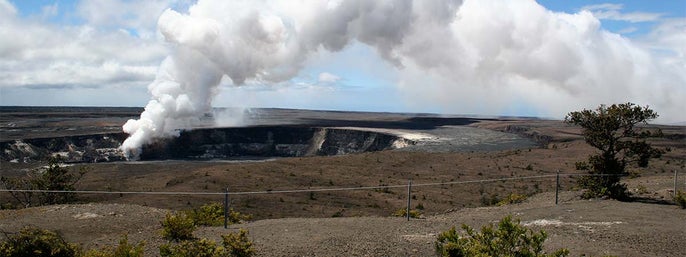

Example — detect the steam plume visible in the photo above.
[121,0,685,157]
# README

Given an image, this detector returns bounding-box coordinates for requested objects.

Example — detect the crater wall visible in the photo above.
[1,126,411,163]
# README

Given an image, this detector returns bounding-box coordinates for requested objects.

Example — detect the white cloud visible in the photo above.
[0,0,167,95]
[617,26,638,34]
[317,72,341,83]
[582,3,664,22]
[0,0,16,18]
[76,0,172,38]
[394,0,684,122]
[40,3,59,19]
[1,0,684,130]
[641,18,686,58]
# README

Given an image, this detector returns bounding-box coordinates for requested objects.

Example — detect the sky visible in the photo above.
[0,0,685,124]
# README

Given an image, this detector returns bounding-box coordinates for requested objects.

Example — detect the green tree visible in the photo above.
[1,157,87,207]
[565,103,663,199]
[435,216,569,257]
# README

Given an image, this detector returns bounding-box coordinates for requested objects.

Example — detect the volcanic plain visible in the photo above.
[1,107,685,256]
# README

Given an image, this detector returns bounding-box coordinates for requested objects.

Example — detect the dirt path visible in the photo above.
[2,191,684,257]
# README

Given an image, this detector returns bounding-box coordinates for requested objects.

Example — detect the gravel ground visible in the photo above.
[211,191,685,257]
[2,190,684,257]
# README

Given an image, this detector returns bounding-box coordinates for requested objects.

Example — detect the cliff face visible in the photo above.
[139,126,407,160]
[1,126,410,163]
[1,133,128,163]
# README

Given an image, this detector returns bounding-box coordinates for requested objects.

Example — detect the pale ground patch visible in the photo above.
[332,127,439,141]
[523,219,625,227]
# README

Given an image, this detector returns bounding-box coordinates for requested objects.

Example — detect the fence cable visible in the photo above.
[0,173,633,196]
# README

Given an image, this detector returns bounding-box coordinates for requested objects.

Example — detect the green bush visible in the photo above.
[184,203,252,227]
[185,203,224,226]
[496,193,527,206]
[161,212,196,241]
[435,216,569,257]
[82,235,144,257]
[0,226,81,257]
[0,228,147,257]
[675,190,686,209]
[159,229,254,257]
[221,229,255,257]
[480,193,501,206]
[160,238,222,257]
[392,208,421,218]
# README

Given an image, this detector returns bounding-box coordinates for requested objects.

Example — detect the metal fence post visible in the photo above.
[675,170,679,196]
[555,170,560,205]
[224,187,229,229]
[406,180,412,221]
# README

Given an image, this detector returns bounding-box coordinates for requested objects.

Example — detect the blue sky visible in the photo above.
[9,1,682,38]
[0,0,684,122]
[539,0,685,36]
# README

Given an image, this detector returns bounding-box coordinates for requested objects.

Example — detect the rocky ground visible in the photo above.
[1,185,684,256]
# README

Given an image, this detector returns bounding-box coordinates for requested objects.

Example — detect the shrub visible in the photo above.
[435,216,569,257]
[1,202,17,210]
[184,203,252,227]
[161,212,196,241]
[82,235,145,257]
[634,185,648,195]
[226,209,252,225]
[159,238,222,257]
[221,229,255,257]
[496,193,527,206]
[578,175,629,200]
[185,203,224,226]
[480,193,500,206]
[159,229,254,257]
[675,190,686,209]
[392,208,421,218]
[0,226,81,257]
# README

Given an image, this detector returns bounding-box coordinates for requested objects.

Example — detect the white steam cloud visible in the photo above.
[121,0,686,157]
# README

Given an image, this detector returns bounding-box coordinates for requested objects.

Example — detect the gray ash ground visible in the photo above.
[391,125,538,152]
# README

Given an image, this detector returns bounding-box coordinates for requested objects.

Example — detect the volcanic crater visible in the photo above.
[0,107,538,163]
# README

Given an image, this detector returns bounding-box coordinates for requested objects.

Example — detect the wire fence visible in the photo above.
[0,173,614,195]
[0,174,558,196]
[1,173,681,198]
[0,172,673,195]
[1,171,683,226]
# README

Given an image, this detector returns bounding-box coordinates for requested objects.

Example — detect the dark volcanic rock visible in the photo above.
[1,126,409,163]
[139,126,407,160]
[1,133,128,163]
